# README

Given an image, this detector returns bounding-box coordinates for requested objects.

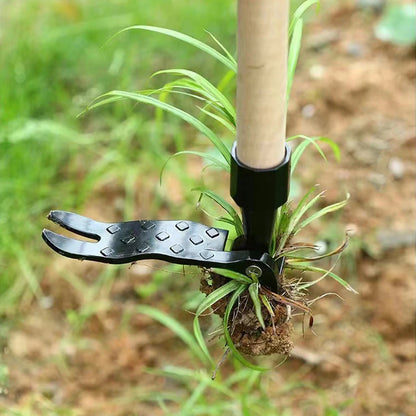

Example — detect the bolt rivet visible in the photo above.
[246,265,262,279]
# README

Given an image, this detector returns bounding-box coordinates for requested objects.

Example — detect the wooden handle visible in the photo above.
[236,0,289,169]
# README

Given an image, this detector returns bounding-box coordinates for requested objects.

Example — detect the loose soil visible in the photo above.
[201,272,294,356]
[1,3,415,415]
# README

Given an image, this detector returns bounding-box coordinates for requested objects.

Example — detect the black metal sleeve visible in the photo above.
[230,142,291,256]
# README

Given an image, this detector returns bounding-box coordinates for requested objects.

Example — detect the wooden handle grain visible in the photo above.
[236,0,289,169]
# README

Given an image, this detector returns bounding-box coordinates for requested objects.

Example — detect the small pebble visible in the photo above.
[39,296,54,309]
[129,263,152,277]
[368,172,386,188]
[308,30,339,51]
[377,229,416,251]
[301,104,316,119]
[388,157,405,179]
[356,0,386,13]
[346,42,364,57]
[309,65,326,80]
[346,223,359,236]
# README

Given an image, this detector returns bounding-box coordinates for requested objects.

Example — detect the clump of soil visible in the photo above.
[200,271,300,356]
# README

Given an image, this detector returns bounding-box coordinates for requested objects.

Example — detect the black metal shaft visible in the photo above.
[230,142,291,256]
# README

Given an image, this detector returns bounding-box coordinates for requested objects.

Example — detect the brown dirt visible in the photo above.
[200,272,294,356]
[1,2,415,415]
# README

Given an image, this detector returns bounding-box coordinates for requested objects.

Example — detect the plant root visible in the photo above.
[201,271,299,356]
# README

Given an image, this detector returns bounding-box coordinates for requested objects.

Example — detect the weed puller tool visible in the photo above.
[42,0,290,293]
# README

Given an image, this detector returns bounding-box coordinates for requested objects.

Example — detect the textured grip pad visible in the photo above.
[42,211,281,292]
[43,211,228,265]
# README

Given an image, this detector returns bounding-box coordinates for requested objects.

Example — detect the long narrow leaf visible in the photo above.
[295,194,350,233]
[205,30,236,68]
[287,190,325,237]
[289,0,320,36]
[290,136,340,173]
[158,77,236,125]
[286,263,358,294]
[260,294,275,318]
[249,283,265,330]
[216,69,236,92]
[205,30,237,68]
[212,268,252,284]
[160,150,230,184]
[198,107,236,134]
[223,286,267,371]
[137,305,209,365]
[157,78,216,102]
[295,255,342,290]
[181,379,210,414]
[153,69,235,121]
[155,85,209,103]
[89,90,231,164]
[195,280,242,317]
[287,18,303,101]
[195,188,244,236]
[289,135,327,165]
[116,25,237,72]
[193,280,242,365]
[287,235,349,262]
[275,187,322,252]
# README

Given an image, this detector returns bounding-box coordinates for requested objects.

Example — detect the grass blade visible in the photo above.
[198,106,236,134]
[116,25,237,72]
[160,150,230,184]
[223,286,267,371]
[194,188,244,236]
[137,305,209,365]
[89,90,231,164]
[260,294,275,318]
[212,268,252,284]
[275,187,322,252]
[286,263,358,294]
[195,280,242,317]
[153,69,236,122]
[295,193,350,233]
[181,379,210,414]
[287,18,303,102]
[289,135,340,173]
[193,280,242,365]
[287,188,323,231]
[289,0,320,36]
[216,69,236,92]
[287,235,349,262]
[205,30,236,68]
[249,283,265,330]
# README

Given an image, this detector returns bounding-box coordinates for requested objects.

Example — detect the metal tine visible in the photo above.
[42,229,102,260]
[48,210,105,240]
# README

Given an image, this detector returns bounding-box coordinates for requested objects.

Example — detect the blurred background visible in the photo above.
[0,0,415,415]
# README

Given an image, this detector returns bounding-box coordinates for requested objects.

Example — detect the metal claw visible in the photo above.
[42,229,102,261]
[43,211,282,292]
[43,212,230,265]
[47,210,105,240]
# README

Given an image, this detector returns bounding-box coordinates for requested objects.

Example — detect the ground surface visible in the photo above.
[1,2,415,416]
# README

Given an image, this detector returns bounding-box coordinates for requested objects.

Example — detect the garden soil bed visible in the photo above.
[1,3,415,415]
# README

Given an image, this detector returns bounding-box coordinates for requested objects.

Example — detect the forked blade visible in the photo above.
[48,210,104,240]
[42,229,101,260]
[42,211,281,291]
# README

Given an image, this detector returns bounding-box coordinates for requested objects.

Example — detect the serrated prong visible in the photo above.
[48,210,104,240]
[42,229,102,260]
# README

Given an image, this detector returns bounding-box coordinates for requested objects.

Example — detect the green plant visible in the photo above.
[375,4,416,46]
[132,305,354,415]
[0,394,78,416]
[0,0,240,314]
[84,0,356,370]
[133,306,290,415]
